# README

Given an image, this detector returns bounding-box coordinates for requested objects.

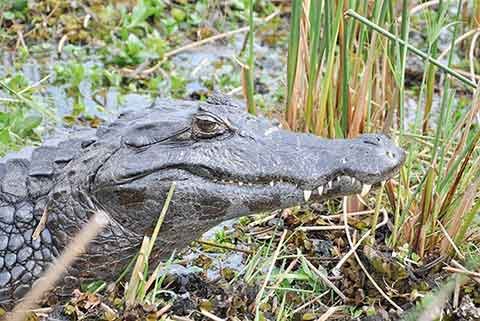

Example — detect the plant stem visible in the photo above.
[345,9,477,89]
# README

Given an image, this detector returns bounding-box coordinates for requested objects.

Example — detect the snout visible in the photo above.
[346,134,406,184]
[358,133,406,164]
[385,143,406,166]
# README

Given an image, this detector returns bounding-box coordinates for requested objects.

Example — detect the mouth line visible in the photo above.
[114,165,394,201]
[204,173,383,201]
[165,163,396,201]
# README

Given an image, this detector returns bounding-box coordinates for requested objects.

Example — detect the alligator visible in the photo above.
[0,94,405,307]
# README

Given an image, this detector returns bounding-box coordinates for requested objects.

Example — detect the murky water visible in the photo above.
[0,31,287,130]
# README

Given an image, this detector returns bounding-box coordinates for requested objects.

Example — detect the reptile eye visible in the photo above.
[197,119,218,132]
[192,114,227,138]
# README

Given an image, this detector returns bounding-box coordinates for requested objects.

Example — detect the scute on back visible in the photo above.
[0,127,97,200]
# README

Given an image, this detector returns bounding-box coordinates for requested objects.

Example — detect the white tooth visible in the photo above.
[229,180,234,184]
[238,182,243,186]
[304,190,312,202]
[270,181,274,187]
[351,177,356,184]
[248,182,253,186]
[318,186,324,195]
[361,184,372,196]
[328,181,333,189]
[337,177,341,182]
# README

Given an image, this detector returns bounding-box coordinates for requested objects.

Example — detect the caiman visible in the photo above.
[0,94,405,306]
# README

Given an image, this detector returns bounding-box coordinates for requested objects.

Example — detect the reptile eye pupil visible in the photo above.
[197,120,217,132]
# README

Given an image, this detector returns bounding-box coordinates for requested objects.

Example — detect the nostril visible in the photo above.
[271,119,280,126]
[386,151,396,159]
[363,140,377,146]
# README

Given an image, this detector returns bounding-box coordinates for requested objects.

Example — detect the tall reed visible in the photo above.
[284,0,479,259]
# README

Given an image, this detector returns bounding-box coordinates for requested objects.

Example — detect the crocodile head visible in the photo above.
[90,96,405,250]
[0,95,406,306]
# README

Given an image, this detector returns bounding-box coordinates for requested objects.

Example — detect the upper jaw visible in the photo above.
[300,174,385,202]
[207,170,394,203]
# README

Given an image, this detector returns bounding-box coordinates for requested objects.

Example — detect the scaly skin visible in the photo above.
[0,94,406,307]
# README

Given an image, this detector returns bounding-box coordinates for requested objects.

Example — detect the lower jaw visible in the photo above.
[207,177,376,205]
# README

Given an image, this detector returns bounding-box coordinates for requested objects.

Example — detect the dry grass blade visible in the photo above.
[125,236,150,307]
[7,211,109,321]
[297,225,352,231]
[125,182,176,306]
[437,220,464,260]
[255,229,288,304]
[437,28,480,61]
[444,86,480,175]
[316,306,340,321]
[264,257,299,301]
[300,254,347,302]
[200,309,226,321]
[349,34,377,137]
[438,130,479,222]
[147,182,177,256]
[451,260,480,281]
[469,32,480,84]
[369,182,385,244]
[332,229,371,277]
[406,1,440,19]
[291,292,330,314]
[342,197,403,312]
[171,315,195,321]
[121,11,280,77]
[439,174,480,255]
[415,167,436,258]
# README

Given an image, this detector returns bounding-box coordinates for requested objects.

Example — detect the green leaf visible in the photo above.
[18,115,42,135]
[0,112,10,125]
[171,8,186,22]
[0,129,11,146]
[12,0,28,12]
[3,11,15,20]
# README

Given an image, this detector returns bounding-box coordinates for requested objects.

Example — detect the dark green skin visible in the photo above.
[0,95,405,306]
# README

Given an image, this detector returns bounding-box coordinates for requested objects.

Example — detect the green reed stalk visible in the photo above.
[344,10,477,89]
[315,0,343,136]
[285,0,301,127]
[245,0,256,115]
[423,1,447,134]
[432,0,463,173]
[304,1,323,132]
